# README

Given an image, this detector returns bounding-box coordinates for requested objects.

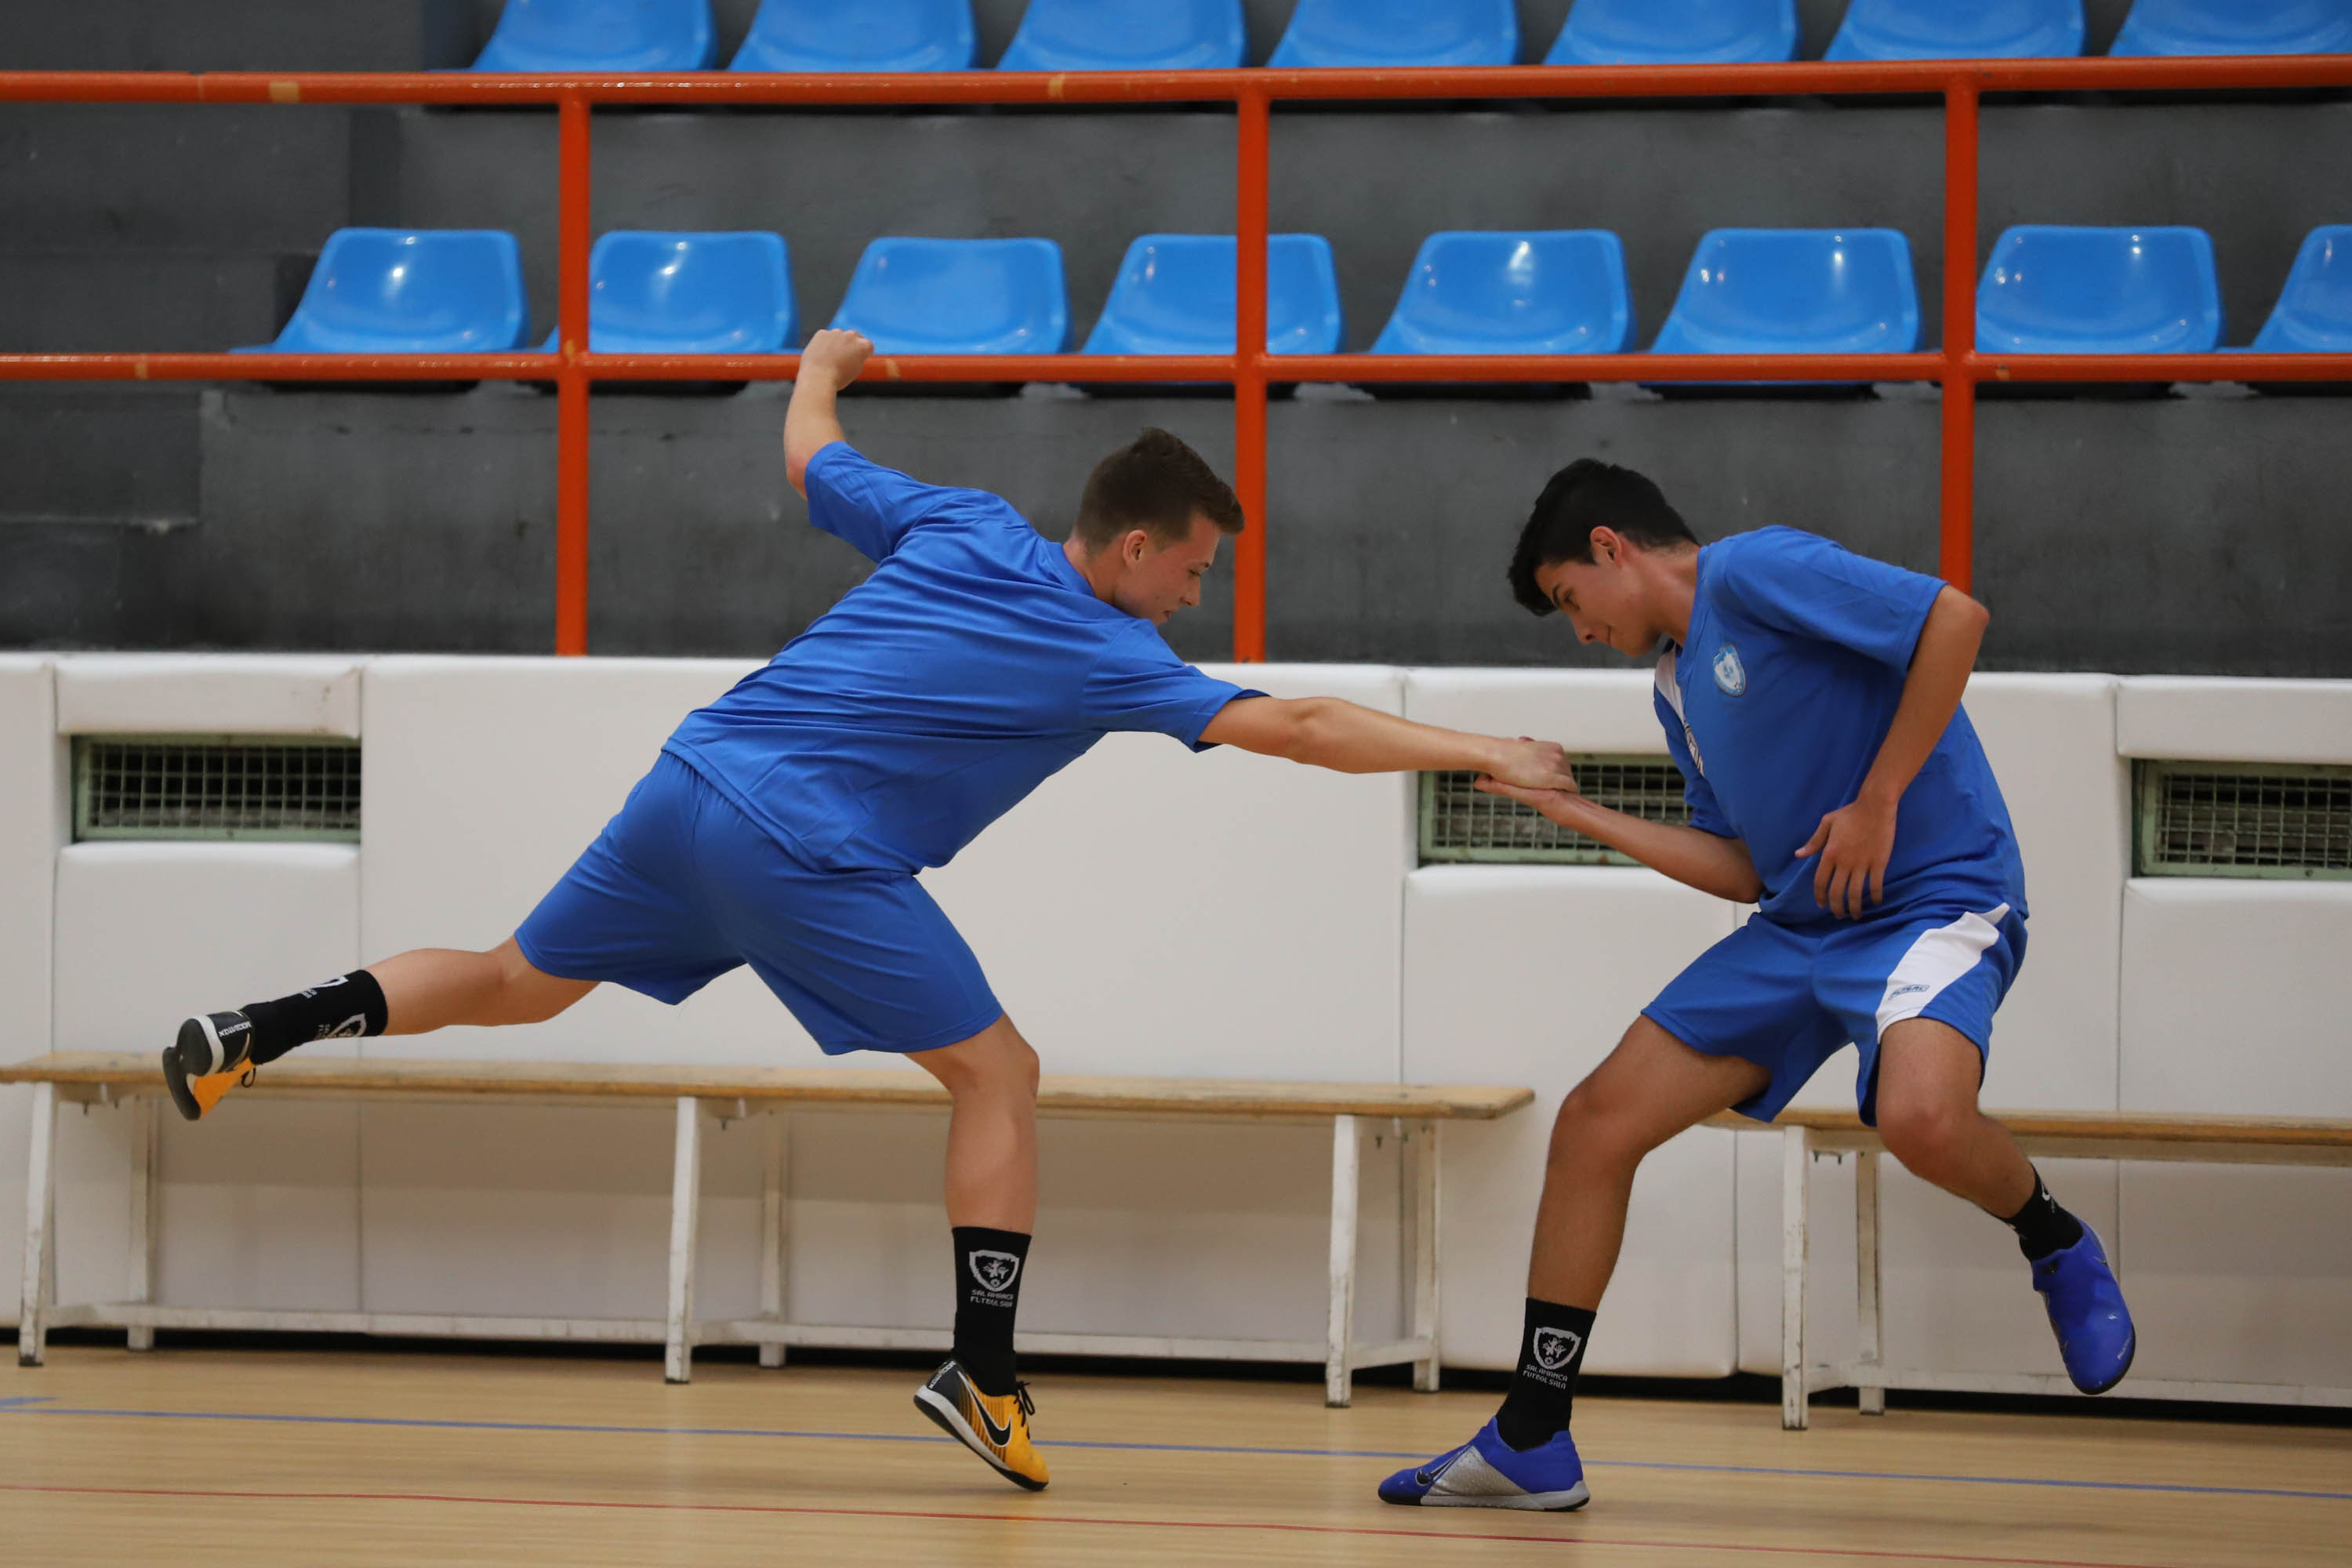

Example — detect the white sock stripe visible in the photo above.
[1875,903,2011,1038]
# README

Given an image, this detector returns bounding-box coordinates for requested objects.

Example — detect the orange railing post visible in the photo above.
[1939,78,1981,596]
[554,91,593,656]
[1232,85,1272,665]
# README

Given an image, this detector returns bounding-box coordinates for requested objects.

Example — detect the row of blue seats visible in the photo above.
[474,0,2352,74]
[245,224,2352,364]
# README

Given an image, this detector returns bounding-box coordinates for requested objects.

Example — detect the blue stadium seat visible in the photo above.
[2252,227,2352,353]
[535,232,793,355]
[1547,0,1797,65]
[997,0,1246,71]
[1828,0,2084,61]
[2110,0,2352,57]
[1371,231,1633,355]
[731,0,975,73]
[238,230,530,354]
[1653,229,1918,354]
[471,0,717,72]
[830,238,1068,354]
[1976,226,2222,354]
[1269,0,1518,68]
[1083,235,1343,358]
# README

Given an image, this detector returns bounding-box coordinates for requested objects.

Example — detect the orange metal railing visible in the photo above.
[4,56,2350,659]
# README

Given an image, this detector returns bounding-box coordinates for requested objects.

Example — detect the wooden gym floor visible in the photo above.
[4,1345,2347,1566]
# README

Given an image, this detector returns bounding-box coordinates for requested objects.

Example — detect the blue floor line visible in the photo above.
[0,1396,57,1410]
[5,1402,2347,1502]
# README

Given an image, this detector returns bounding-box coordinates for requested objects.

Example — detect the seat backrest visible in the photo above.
[997,0,1247,71]
[1976,225,2223,354]
[568,232,793,354]
[1372,231,1634,354]
[275,230,530,354]
[1652,229,1919,354]
[730,0,975,72]
[1269,0,1518,68]
[2252,227,2352,352]
[2110,0,2352,56]
[472,0,718,71]
[830,238,1069,354]
[1083,235,1343,355]
[1827,0,2084,60]
[1547,0,1798,65]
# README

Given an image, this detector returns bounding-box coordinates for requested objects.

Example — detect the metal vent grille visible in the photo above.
[1420,757,1691,866]
[2135,761,2351,880]
[74,736,361,842]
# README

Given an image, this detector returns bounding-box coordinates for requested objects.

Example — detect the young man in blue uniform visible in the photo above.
[1381,459,2135,1513]
[162,328,1583,1492]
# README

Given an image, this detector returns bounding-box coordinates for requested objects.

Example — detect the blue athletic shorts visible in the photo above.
[514,753,1004,1055]
[1643,899,2027,1127]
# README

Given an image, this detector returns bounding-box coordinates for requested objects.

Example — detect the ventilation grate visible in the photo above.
[2135,761,2351,880]
[74,736,361,842]
[1421,757,1690,866]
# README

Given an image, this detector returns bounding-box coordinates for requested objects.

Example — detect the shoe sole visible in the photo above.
[161,1047,204,1122]
[1413,1483,1589,1512]
[913,1385,1047,1492]
[173,1014,239,1078]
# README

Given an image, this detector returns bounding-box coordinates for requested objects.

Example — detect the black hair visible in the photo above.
[1507,459,1697,615]
[1074,427,1245,547]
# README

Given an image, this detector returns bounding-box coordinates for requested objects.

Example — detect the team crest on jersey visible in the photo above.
[1711,643,1747,697]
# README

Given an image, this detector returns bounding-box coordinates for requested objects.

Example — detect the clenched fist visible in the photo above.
[799,327,873,390]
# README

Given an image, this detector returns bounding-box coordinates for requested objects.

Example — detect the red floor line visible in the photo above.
[0,1481,2189,1567]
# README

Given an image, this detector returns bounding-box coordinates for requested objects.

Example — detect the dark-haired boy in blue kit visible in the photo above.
[1381,460,2133,1513]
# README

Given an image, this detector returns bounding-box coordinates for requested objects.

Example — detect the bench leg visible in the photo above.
[1407,1119,1441,1393]
[759,1110,788,1370]
[19,1082,56,1367]
[1780,1123,1809,1430]
[1325,1113,1359,1408]
[665,1096,702,1385]
[1855,1147,1884,1416]
[126,1095,159,1352]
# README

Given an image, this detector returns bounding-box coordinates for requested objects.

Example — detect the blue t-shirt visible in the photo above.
[1653,527,2026,927]
[665,442,1260,873]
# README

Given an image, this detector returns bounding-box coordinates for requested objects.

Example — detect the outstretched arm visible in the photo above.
[784,328,873,496]
[1476,775,1765,904]
[1793,585,1990,917]
[1200,696,1580,792]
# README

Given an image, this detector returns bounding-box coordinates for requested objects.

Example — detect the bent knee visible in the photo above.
[1875,1098,1976,1173]
[1548,1080,1652,1171]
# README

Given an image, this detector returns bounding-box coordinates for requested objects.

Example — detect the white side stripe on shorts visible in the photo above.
[1875,903,2012,1038]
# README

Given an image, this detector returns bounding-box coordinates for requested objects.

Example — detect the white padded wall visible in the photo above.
[55,653,362,737]
[1403,866,1737,1374]
[2118,677,2352,765]
[0,655,59,1323]
[359,655,786,1065]
[2118,881,2352,1385]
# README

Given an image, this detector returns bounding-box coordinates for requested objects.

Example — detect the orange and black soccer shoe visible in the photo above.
[163,1011,257,1121]
[914,1360,1050,1491]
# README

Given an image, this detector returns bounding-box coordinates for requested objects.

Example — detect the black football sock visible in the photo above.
[1494,1298,1595,1452]
[951,1225,1031,1397]
[239,970,389,1065]
[2001,1167,2085,1262]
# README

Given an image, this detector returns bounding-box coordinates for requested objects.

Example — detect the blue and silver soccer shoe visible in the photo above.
[1377,1419,1589,1511]
[2033,1225,2136,1395]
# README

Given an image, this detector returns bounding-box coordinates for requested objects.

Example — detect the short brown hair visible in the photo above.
[1073,428,1245,548]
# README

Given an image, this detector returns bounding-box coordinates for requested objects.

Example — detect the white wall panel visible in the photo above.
[0,655,58,1320]
[1403,866,1738,1376]
[55,653,364,737]
[359,656,789,1066]
[2117,677,2352,764]
[928,665,1412,1081]
[1403,668,1664,754]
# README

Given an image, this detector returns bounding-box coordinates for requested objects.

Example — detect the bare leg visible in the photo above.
[368,937,597,1035]
[1871,1018,2035,1216]
[910,1014,1040,1232]
[1528,1016,1772,1307]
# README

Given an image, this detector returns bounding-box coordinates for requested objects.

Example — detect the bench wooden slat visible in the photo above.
[1700,1107,2352,1149]
[0,1051,1534,1122]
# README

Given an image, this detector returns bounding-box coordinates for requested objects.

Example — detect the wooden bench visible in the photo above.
[1704,1107,2352,1428]
[5,1053,1532,1406]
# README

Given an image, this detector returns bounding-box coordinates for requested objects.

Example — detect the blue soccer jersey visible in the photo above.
[1653,526,2026,927]
[665,441,1261,873]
